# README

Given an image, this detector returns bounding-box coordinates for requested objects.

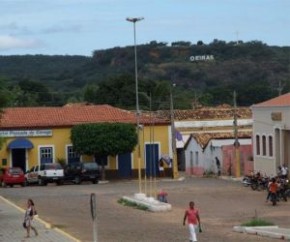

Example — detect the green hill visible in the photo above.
[1,39,290,109]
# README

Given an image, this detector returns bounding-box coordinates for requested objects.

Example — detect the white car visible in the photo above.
[25,163,64,186]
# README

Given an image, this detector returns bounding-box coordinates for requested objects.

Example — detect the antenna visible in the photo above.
[235,31,239,45]
[277,80,284,96]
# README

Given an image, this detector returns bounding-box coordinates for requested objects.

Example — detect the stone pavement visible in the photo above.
[0,196,80,242]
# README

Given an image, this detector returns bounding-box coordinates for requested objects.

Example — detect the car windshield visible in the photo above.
[8,168,23,174]
[41,163,62,170]
[83,163,98,170]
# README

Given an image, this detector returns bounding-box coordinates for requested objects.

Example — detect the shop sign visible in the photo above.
[271,112,282,121]
[0,129,52,137]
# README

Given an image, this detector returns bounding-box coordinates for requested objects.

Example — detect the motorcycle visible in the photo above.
[277,178,289,202]
[242,176,253,187]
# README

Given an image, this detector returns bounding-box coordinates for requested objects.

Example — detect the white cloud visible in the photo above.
[0,35,42,51]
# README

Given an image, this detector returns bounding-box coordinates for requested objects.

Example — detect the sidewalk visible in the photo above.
[233,225,290,240]
[0,196,79,242]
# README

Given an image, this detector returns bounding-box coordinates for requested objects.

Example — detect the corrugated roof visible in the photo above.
[252,93,290,107]
[0,103,169,129]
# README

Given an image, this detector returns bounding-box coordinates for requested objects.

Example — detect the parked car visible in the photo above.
[0,167,25,187]
[64,162,100,184]
[25,163,64,186]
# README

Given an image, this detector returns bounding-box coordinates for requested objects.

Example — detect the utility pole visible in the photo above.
[233,91,240,177]
[170,84,179,179]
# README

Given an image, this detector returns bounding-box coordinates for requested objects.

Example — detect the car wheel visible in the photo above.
[24,179,29,186]
[2,181,7,188]
[38,178,46,186]
[75,176,81,185]
[92,179,98,184]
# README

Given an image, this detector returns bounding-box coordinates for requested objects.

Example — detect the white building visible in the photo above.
[252,93,290,176]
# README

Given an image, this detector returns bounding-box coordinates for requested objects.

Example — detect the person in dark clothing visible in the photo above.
[215,157,221,176]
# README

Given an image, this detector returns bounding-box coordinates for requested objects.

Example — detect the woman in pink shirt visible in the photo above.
[183,201,201,242]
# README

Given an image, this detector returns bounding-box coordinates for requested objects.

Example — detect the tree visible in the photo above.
[83,83,99,103]
[71,123,138,180]
[18,79,52,106]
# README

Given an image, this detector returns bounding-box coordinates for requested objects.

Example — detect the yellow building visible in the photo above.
[0,103,173,179]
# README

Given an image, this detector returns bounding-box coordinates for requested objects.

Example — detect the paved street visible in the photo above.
[1,175,290,242]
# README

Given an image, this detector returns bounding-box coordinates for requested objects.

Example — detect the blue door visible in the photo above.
[118,153,132,178]
[145,144,159,177]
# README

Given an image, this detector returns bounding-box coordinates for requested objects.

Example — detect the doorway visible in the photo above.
[12,149,26,172]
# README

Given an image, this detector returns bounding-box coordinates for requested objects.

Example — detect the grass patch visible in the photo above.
[241,218,274,227]
[118,198,149,211]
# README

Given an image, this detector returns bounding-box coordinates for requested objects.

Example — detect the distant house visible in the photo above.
[0,103,172,179]
[184,132,252,176]
[252,93,290,176]
[154,105,253,175]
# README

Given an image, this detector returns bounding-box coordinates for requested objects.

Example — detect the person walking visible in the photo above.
[23,198,38,238]
[183,201,201,242]
[266,177,279,204]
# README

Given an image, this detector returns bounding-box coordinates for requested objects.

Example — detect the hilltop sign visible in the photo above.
[190,55,214,62]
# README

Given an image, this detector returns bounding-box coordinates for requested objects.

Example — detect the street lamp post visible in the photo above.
[126,17,144,194]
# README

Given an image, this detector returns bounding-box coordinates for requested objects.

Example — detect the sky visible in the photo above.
[0,0,289,56]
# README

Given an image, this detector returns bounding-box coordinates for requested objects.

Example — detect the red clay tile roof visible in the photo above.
[192,131,252,149]
[152,105,252,121]
[252,93,290,107]
[0,104,169,129]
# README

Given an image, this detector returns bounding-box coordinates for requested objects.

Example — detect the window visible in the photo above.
[262,135,266,156]
[195,151,199,166]
[67,146,80,164]
[256,135,260,155]
[40,147,53,164]
[268,136,273,157]
[190,151,193,165]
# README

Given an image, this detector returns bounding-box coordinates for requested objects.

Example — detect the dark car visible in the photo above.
[0,167,25,187]
[64,162,100,184]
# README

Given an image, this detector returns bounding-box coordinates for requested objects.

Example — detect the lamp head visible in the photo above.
[126,17,144,23]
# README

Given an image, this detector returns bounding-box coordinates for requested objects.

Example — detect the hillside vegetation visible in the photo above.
[1,39,290,110]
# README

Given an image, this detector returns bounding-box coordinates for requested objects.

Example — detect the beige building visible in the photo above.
[252,93,290,176]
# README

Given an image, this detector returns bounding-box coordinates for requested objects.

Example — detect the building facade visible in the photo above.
[184,132,252,176]
[0,104,172,179]
[252,93,290,176]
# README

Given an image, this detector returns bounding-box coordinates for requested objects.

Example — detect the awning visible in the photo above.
[8,138,34,149]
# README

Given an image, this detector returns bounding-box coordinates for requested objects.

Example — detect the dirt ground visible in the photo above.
[1,175,290,242]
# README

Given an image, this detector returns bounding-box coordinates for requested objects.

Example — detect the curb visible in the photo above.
[233,226,290,240]
[0,196,81,242]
